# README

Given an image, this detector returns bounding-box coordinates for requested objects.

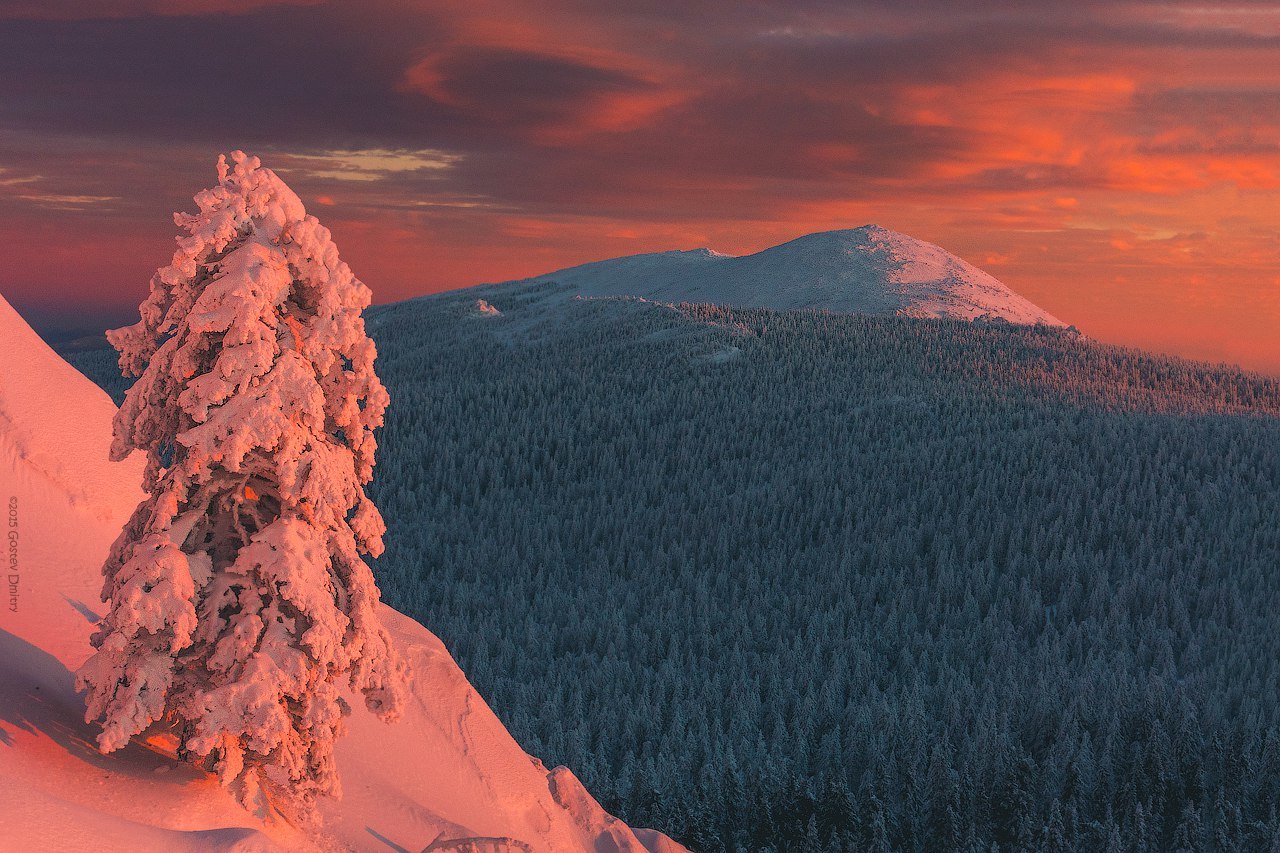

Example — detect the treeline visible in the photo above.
[68,287,1280,851]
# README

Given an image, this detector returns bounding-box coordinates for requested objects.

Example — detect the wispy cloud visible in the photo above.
[278,149,462,182]
[0,168,41,186]
[17,192,118,207]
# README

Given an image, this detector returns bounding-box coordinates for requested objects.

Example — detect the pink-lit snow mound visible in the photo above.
[0,287,683,852]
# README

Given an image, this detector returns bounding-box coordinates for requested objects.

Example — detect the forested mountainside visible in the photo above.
[68,284,1280,852]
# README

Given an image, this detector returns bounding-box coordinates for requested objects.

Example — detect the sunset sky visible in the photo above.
[1,0,1277,373]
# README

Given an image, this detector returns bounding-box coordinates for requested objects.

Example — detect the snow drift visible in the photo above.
[0,288,683,851]
[511,225,1063,326]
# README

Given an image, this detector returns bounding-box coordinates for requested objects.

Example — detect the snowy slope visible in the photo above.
[512,225,1063,326]
[0,290,684,853]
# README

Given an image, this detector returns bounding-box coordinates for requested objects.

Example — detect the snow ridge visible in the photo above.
[515,225,1063,326]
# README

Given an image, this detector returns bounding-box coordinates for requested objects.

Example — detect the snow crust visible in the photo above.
[0,290,682,851]
[515,225,1064,326]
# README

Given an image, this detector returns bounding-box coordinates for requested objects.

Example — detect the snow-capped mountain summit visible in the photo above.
[515,225,1063,326]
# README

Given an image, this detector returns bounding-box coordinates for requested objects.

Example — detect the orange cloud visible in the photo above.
[2,0,1278,374]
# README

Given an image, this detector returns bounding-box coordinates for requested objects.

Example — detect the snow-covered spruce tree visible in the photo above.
[76,151,406,816]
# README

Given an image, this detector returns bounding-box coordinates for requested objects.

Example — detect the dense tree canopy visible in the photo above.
[71,283,1280,850]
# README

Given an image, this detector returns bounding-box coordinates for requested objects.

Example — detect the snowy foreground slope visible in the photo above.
[507,225,1063,326]
[0,290,683,852]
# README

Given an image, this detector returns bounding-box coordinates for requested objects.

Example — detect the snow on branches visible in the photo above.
[76,151,406,815]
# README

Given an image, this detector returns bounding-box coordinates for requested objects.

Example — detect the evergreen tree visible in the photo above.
[1171,803,1203,853]
[76,152,406,816]
[1040,799,1068,853]
[993,752,1037,850]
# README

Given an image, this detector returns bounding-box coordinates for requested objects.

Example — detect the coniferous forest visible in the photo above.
[68,283,1280,852]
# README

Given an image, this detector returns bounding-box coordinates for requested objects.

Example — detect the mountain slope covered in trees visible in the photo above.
[69,283,1280,851]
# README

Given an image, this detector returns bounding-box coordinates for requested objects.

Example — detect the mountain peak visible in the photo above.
[516,228,1063,326]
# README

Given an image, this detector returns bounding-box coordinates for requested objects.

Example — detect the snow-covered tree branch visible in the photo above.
[76,151,406,816]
